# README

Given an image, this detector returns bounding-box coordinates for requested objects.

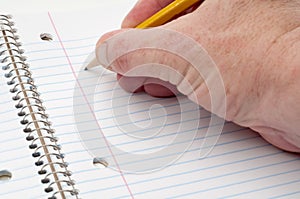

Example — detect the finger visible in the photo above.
[117,74,178,98]
[144,82,178,98]
[116,74,144,93]
[121,0,174,28]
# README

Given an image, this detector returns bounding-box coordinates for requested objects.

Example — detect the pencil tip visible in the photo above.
[84,57,99,70]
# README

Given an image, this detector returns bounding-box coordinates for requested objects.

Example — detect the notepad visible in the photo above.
[1,1,300,198]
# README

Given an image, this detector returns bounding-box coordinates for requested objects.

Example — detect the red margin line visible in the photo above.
[47,12,134,199]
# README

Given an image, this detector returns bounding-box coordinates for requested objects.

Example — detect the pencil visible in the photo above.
[136,0,200,28]
[85,0,201,70]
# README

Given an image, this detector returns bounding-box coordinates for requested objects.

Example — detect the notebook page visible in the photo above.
[1,1,300,198]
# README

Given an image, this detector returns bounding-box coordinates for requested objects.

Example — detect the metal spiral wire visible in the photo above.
[0,14,79,199]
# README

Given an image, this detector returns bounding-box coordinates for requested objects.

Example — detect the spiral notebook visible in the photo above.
[1,1,300,199]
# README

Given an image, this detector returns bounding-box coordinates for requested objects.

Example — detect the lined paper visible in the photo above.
[1,1,299,198]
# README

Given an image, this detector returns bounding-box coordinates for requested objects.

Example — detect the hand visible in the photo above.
[95,0,300,152]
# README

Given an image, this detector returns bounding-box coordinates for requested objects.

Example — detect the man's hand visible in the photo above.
[96,0,300,152]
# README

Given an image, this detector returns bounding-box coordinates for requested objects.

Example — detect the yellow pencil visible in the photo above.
[85,0,201,69]
[136,0,200,28]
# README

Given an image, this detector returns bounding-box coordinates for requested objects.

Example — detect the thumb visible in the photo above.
[95,27,226,118]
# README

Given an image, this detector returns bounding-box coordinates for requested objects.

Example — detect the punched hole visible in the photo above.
[40,33,53,41]
[93,157,108,169]
[0,170,12,181]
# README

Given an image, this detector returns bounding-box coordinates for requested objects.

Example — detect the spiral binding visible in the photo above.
[0,15,79,199]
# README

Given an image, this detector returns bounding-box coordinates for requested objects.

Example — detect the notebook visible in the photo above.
[0,1,299,198]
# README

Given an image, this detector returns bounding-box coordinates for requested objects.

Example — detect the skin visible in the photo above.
[96,0,300,152]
